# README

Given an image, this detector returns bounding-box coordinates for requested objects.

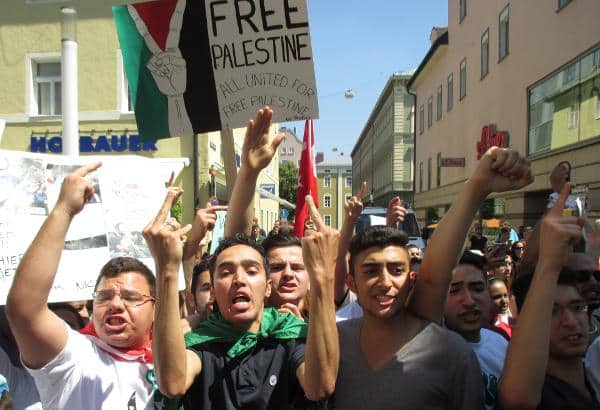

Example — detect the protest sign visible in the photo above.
[113,0,318,140]
[209,210,227,255]
[0,150,187,304]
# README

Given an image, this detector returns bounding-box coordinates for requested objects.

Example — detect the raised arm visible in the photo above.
[499,184,582,410]
[6,162,101,369]
[224,107,283,236]
[143,189,200,397]
[296,196,339,400]
[410,148,533,322]
[334,181,365,305]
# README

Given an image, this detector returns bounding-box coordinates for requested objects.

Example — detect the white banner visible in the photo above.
[0,150,187,304]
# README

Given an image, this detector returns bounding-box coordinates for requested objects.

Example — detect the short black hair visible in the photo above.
[191,258,212,295]
[94,257,155,297]
[512,268,585,311]
[209,233,269,281]
[262,231,301,255]
[457,250,487,278]
[349,226,408,276]
[406,244,419,251]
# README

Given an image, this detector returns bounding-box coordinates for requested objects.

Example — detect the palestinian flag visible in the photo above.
[113,0,220,140]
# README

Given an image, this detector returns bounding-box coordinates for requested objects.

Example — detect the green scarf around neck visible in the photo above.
[154,308,307,409]
[184,307,308,357]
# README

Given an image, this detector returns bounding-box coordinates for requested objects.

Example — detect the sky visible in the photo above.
[281,0,448,157]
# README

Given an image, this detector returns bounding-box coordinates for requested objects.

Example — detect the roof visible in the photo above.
[406,30,449,90]
[317,153,352,167]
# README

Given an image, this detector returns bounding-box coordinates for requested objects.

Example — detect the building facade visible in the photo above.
[317,153,353,229]
[278,126,302,167]
[0,0,279,231]
[351,73,415,208]
[409,0,600,226]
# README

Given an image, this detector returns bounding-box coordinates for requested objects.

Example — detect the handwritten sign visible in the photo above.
[113,0,318,140]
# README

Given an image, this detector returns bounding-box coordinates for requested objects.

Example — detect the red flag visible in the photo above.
[294,120,319,237]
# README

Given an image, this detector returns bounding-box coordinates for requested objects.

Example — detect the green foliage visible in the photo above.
[171,199,183,224]
[279,162,298,220]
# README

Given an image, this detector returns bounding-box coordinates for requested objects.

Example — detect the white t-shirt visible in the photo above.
[24,324,155,410]
[0,347,42,410]
[585,336,600,399]
[336,300,363,322]
[470,328,508,410]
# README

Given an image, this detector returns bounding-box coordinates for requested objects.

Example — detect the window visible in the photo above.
[419,162,423,192]
[419,105,425,134]
[281,147,287,155]
[459,0,467,22]
[481,28,489,78]
[436,153,441,187]
[324,215,331,226]
[528,45,600,155]
[436,85,443,121]
[447,73,454,111]
[427,158,432,191]
[557,0,572,11]
[459,58,467,100]
[567,103,579,129]
[324,195,331,208]
[32,60,61,116]
[210,141,217,151]
[324,176,331,188]
[288,147,294,155]
[498,5,510,61]
[345,176,352,188]
[427,96,433,128]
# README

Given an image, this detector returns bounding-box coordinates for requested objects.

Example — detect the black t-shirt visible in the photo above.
[182,338,308,409]
[537,374,600,410]
[470,235,488,252]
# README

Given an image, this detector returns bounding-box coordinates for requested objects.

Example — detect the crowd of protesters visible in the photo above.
[0,107,599,409]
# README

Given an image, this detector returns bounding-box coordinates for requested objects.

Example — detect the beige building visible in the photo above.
[351,73,415,208]
[408,0,600,226]
[0,0,279,231]
[317,153,353,229]
[278,126,302,168]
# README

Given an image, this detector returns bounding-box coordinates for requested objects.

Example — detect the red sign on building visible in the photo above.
[476,124,509,159]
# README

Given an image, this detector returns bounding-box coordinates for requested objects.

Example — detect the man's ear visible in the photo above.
[185,290,196,313]
[265,278,272,299]
[346,273,357,294]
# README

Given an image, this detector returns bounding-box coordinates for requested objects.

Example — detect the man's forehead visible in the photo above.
[267,245,303,261]
[98,271,150,290]
[555,284,584,303]
[357,245,409,264]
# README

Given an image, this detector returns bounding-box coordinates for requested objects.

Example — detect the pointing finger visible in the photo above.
[306,195,324,230]
[548,182,573,218]
[357,181,366,202]
[153,187,183,226]
[74,161,102,177]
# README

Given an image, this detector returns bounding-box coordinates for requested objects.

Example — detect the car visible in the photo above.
[355,207,426,255]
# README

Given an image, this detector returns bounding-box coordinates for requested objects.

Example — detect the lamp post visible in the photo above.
[209,165,217,198]
[61,6,78,156]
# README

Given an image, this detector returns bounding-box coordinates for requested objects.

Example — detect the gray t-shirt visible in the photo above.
[333,318,484,410]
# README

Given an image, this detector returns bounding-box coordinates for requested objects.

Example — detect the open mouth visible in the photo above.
[459,310,481,323]
[565,334,585,344]
[374,295,395,307]
[104,316,127,331]
[231,294,251,311]
[279,282,298,292]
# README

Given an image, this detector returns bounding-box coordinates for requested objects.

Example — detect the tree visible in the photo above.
[279,162,298,220]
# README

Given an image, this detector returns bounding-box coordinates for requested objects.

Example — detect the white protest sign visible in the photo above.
[209,210,227,255]
[206,0,319,128]
[0,150,187,304]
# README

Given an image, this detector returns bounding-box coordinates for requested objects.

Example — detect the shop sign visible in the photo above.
[476,124,509,159]
[30,135,158,154]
